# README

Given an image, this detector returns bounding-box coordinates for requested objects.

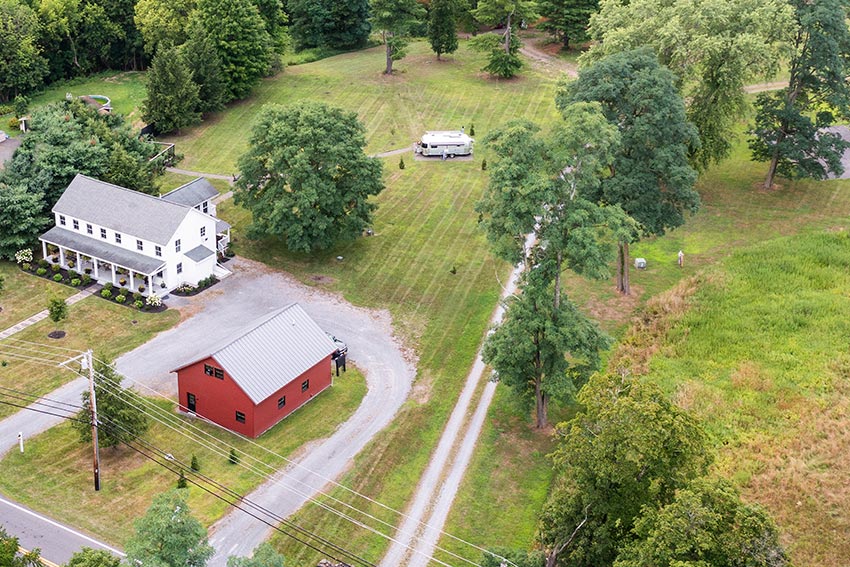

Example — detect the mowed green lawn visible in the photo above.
[0,264,75,331]
[0,369,367,545]
[164,40,559,172]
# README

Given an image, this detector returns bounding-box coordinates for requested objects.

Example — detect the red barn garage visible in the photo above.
[173,303,338,438]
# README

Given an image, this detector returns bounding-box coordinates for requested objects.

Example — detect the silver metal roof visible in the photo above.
[185,244,215,262]
[40,226,166,274]
[161,178,219,207]
[53,174,192,246]
[216,218,231,233]
[202,304,337,404]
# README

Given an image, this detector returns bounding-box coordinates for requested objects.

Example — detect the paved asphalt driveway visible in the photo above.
[115,256,416,565]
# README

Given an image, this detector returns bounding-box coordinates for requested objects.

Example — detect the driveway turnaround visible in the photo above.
[115,256,416,566]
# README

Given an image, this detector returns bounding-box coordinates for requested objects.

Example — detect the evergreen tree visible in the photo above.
[750,0,850,188]
[142,45,201,134]
[181,20,226,115]
[428,0,460,60]
[197,0,273,101]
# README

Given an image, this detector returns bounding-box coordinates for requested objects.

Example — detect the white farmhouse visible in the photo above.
[39,174,231,295]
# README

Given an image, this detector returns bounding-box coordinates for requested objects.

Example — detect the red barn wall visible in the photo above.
[176,354,333,438]
[253,355,333,437]
[176,356,256,437]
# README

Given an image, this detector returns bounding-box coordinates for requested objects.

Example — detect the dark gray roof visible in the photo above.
[216,218,231,233]
[53,174,192,246]
[185,244,215,262]
[40,226,166,275]
[161,178,218,207]
[175,304,337,404]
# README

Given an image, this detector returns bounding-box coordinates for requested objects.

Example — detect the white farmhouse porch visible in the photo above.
[41,226,166,295]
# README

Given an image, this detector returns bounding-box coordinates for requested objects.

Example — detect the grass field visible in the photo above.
[0,264,75,330]
[28,71,147,121]
[607,231,850,567]
[0,368,367,545]
[0,295,180,420]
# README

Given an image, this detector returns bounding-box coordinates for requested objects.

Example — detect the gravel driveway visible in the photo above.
[115,256,416,565]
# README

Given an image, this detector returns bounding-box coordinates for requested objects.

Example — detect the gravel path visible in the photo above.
[114,257,416,565]
[380,233,533,567]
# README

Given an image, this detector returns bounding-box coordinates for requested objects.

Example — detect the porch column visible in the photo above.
[147,275,153,295]
[75,251,81,270]
[41,241,47,260]
[129,269,135,291]
[111,263,116,285]
[59,247,66,266]
[93,259,99,279]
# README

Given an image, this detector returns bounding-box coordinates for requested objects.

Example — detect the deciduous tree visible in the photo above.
[371,0,426,74]
[538,0,598,49]
[557,48,699,294]
[66,548,122,567]
[47,297,68,330]
[484,270,610,428]
[473,0,536,55]
[537,372,712,567]
[72,357,150,449]
[125,490,213,567]
[0,183,45,260]
[0,527,41,567]
[226,543,285,567]
[197,0,273,100]
[586,0,793,169]
[0,0,48,102]
[142,45,201,134]
[428,0,461,60]
[234,102,384,253]
[615,478,790,567]
[750,0,850,189]
[287,0,371,50]
[133,0,195,55]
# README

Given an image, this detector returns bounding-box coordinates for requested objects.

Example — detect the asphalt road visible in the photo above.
[115,256,416,565]
[0,494,123,565]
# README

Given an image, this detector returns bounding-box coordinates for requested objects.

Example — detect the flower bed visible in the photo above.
[19,258,96,290]
[170,276,219,297]
[96,282,167,313]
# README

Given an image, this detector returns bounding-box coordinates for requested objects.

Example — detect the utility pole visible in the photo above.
[59,349,101,491]
[83,350,101,491]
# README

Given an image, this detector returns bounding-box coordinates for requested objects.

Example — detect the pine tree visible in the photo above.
[141,46,201,134]
[428,0,460,60]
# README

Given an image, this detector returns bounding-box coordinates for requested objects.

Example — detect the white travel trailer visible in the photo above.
[415,131,474,157]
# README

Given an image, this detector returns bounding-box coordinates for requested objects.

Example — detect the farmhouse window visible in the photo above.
[115,232,122,244]
[100,228,107,239]
[301,379,309,392]
[72,219,79,230]
[202,202,209,213]
[278,396,286,409]
[59,215,66,226]
[175,239,181,252]
[176,263,182,274]
[136,239,143,251]
[155,245,162,257]
[235,411,246,423]
[87,224,93,234]
[200,227,206,238]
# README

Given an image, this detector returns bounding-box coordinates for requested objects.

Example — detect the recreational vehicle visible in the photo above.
[415,131,474,157]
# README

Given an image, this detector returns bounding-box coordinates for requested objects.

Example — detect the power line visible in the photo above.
[0,340,512,567]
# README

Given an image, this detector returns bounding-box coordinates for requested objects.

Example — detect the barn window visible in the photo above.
[214,367,224,379]
[204,364,214,376]
[301,379,309,392]
[278,396,286,409]
[235,411,245,423]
